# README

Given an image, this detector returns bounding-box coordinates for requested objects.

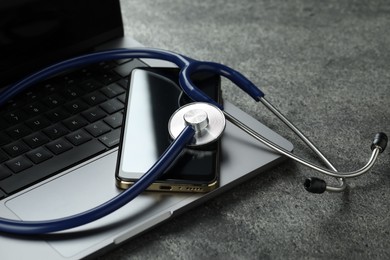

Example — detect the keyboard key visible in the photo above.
[79,79,104,92]
[116,78,129,89]
[5,156,33,173]
[77,68,96,82]
[117,93,127,104]
[0,165,12,180]
[3,140,30,157]
[0,149,9,163]
[100,83,125,98]
[64,99,89,114]
[85,121,111,137]
[43,123,68,140]
[104,112,123,129]
[24,101,47,116]
[46,108,71,122]
[42,94,65,108]
[96,71,121,85]
[25,116,51,131]
[6,124,32,139]
[26,147,53,164]
[66,129,92,146]
[61,86,85,99]
[41,82,62,95]
[83,91,107,106]
[58,74,78,87]
[0,139,106,195]
[100,99,124,114]
[23,132,50,149]
[4,99,26,112]
[3,110,28,125]
[63,115,88,131]
[23,89,42,102]
[82,107,107,122]
[46,138,73,155]
[98,128,121,148]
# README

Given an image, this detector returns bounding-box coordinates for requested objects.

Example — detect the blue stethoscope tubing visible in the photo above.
[0,48,264,235]
[0,48,386,235]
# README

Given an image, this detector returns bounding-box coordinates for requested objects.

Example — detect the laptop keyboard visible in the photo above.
[0,58,147,199]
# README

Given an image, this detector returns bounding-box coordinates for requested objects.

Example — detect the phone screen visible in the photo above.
[115,68,221,192]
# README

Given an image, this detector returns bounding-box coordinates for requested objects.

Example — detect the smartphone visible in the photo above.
[115,67,222,192]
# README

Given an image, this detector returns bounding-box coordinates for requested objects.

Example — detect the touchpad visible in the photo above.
[5,151,187,257]
[6,152,122,222]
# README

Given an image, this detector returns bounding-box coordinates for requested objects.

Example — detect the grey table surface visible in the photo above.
[101,0,390,259]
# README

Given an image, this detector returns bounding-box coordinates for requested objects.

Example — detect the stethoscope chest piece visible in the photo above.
[169,102,226,147]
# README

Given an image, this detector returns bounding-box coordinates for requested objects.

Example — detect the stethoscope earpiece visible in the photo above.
[371,132,388,153]
[304,177,327,194]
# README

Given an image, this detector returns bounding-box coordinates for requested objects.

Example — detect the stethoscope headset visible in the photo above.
[0,48,387,235]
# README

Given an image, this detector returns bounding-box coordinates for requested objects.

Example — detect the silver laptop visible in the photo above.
[0,1,293,259]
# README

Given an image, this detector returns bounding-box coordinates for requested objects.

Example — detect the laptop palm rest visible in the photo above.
[4,102,293,258]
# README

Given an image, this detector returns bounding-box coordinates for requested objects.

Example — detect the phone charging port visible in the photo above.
[159,185,172,191]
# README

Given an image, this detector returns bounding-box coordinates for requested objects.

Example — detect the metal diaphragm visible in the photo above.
[168,102,226,147]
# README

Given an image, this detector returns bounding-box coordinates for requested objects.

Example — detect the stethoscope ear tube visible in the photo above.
[224,98,387,193]
[304,132,388,194]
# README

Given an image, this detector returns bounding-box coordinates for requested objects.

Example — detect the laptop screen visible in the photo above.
[0,0,123,86]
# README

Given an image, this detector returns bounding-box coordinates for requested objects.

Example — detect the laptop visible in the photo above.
[0,0,293,259]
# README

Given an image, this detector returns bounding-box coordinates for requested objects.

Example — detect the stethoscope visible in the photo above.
[0,48,387,235]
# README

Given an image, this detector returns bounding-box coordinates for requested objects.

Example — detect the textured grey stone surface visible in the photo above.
[100,0,390,259]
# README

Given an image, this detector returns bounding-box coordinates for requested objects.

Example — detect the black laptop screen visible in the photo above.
[0,0,123,86]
